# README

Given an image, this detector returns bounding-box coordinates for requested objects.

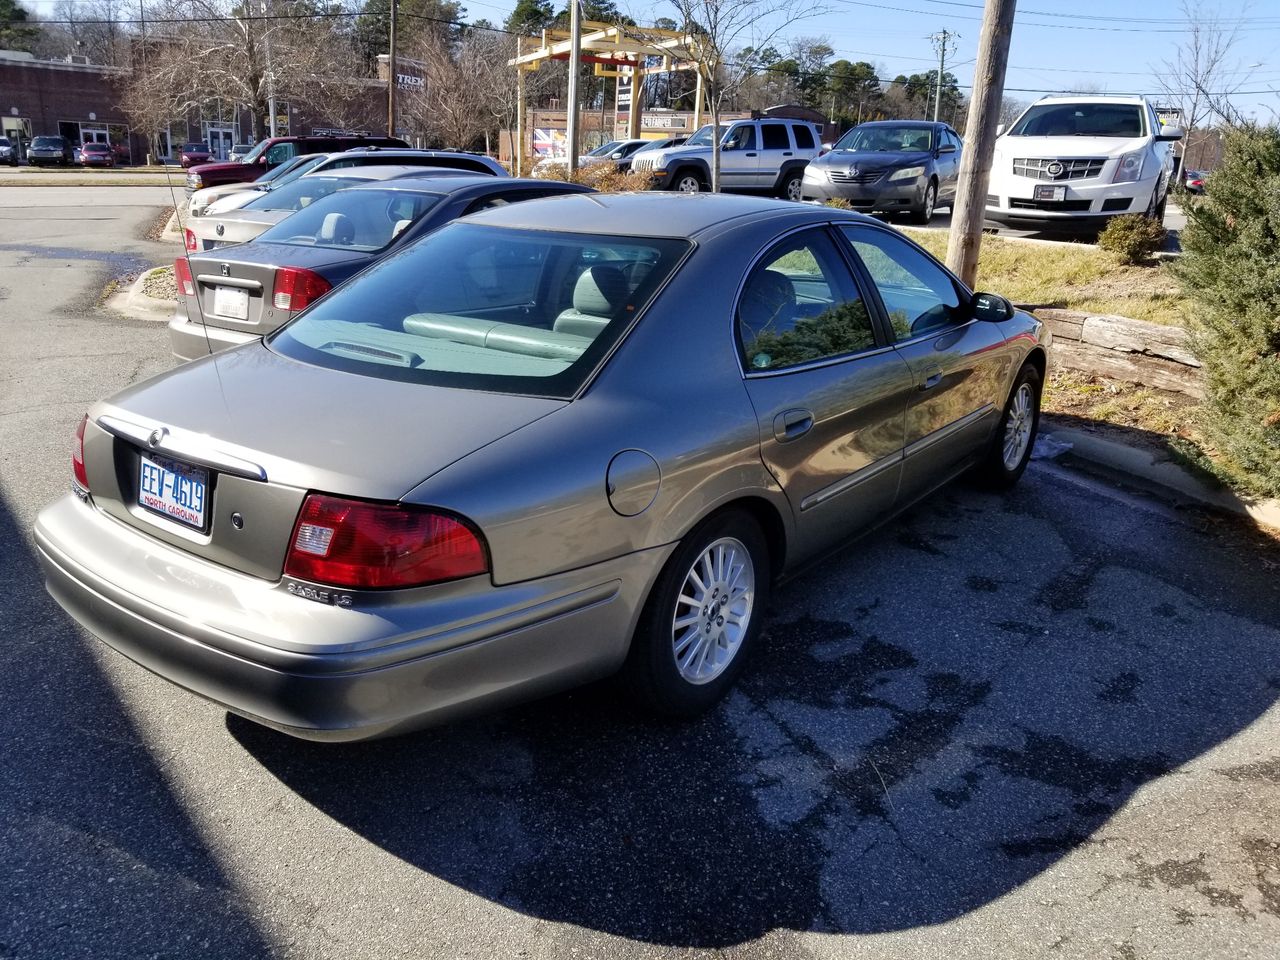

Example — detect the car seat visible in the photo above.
[317,212,355,245]
[553,265,629,339]
[738,269,796,343]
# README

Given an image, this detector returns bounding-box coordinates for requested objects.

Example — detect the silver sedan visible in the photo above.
[35,193,1050,741]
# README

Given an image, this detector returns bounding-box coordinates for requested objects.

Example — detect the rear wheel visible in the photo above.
[671,169,704,193]
[778,171,804,202]
[974,361,1042,488]
[622,510,770,716]
[909,179,937,224]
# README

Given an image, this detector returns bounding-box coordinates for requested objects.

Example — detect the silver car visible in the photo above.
[35,194,1050,741]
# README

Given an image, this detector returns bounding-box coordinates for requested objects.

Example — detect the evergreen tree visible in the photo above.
[0,0,41,53]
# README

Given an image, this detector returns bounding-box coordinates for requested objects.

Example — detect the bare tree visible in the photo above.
[122,0,366,147]
[1156,0,1252,132]
[662,0,826,192]
[401,29,493,149]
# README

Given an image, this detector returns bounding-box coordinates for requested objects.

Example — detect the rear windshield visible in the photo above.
[256,187,441,252]
[1009,103,1146,138]
[270,223,689,398]
[241,175,364,212]
[260,153,327,186]
[835,125,934,152]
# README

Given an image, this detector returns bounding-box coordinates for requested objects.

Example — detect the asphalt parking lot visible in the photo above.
[2,186,1277,960]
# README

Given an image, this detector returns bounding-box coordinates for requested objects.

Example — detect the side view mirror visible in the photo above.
[995,123,1006,136]
[611,152,624,159]
[972,292,1014,322]
[1156,124,1184,142]
[938,143,957,154]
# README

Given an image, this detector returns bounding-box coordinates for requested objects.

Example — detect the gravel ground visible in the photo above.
[142,264,177,302]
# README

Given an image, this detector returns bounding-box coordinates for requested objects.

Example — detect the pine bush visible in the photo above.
[1097,213,1166,264]
[1172,124,1280,498]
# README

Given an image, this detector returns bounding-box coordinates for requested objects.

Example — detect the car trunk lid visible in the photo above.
[81,344,564,580]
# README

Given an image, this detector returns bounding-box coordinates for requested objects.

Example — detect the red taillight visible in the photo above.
[272,267,331,313]
[283,494,488,589]
[184,228,198,251]
[174,257,195,297]
[72,415,89,490]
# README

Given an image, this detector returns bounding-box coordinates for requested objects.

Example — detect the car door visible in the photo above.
[737,227,915,562]
[938,130,962,201]
[719,123,760,190]
[837,223,1015,505]
[757,122,796,187]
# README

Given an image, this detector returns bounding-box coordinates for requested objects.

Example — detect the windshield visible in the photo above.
[1009,103,1146,138]
[256,187,441,252]
[587,140,623,157]
[84,143,110,152]
[182,143,206,151]
[684,125,728,148]
[241,175,364,212]
[33,137,62,148]
[238,140,270,163]
[270,223,689,398]
[835,125,934,152]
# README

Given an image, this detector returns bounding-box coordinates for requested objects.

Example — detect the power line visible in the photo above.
[831,0,1280,32]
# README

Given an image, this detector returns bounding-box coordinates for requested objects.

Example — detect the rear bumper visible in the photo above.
[35,494,672,740]
[168,309,259,361]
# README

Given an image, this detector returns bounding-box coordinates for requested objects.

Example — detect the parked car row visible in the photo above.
[36,135,1051,741]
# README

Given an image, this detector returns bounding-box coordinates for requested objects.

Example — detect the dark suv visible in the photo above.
[185,134,410,192]
[28,135,75,167]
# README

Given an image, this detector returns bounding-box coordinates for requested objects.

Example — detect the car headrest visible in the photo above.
[573,265,628,317]
[318,212,354,244]
[912,135,930,150]
[739,269,796,340]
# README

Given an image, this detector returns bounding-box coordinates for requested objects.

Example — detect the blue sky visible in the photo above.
[21,0,1280,121]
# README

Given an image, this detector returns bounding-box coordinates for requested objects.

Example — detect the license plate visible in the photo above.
[1034,185,1066,202]
[138,453,209,530]
[213,284,249,320]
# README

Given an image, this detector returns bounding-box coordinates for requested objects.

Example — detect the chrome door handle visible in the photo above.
[919,370,943,391]
[774,409,814,442]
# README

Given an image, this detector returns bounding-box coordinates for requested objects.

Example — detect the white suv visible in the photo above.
[986,95,1182,231]
[630,118,823,200]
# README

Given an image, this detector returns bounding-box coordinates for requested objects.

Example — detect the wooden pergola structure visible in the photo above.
[508,22,707,174]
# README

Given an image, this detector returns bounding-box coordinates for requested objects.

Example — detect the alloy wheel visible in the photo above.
[1002,382,1036,470]
[671,537,755,685]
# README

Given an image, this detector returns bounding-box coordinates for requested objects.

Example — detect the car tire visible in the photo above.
[778,171,804,202]
[622,509,770,716]
[973,361,1042,489]
[909,179,937,225]
[671,170,704,193]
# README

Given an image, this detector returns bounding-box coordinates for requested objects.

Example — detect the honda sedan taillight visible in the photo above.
[284,494,488,589]
[174,257,195,297]
[272,267,331,313]
[72,414,89,491]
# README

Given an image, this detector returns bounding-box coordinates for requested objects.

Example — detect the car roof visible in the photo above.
[300,164,466,182]
[342,175,593,196]
[856,120,945,128]
[1032,94,1148,105]
[462,191,877,239]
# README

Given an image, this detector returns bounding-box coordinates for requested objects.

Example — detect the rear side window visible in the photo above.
[761,124,791,150]
[270,223,690,398]
[242,175,362,212]
[737,228,877,372]
[792,125,816,149]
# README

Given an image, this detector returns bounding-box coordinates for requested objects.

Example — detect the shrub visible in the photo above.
[824,198,855,211]
[1097,213,1167,264]
[532,163,656,193]
[1171,123,1280,498]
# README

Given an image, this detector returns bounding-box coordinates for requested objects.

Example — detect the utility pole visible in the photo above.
[945,0,1016,288]
[566,0,581,173]
[262,0,277,138]
[387,0,398,137]
[928,28,957,122]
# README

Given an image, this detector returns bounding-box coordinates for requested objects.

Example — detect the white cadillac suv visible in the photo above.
[986,95,1182,232]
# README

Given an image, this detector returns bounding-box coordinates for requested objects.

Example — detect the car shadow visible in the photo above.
[0,491,274,957]
[230,459,1280,947]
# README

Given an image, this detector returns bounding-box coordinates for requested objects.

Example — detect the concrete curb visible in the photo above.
[105,268,175,323]
[1041,424,1280,530]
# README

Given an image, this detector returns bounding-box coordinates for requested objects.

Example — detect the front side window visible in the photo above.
[265,141,298,164]
[760,123,791,150]
[839,226,963,342]
[1008,103,1146,138]
[737,229,877,372]
[724,125,756,151]
[270,223,689,397]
